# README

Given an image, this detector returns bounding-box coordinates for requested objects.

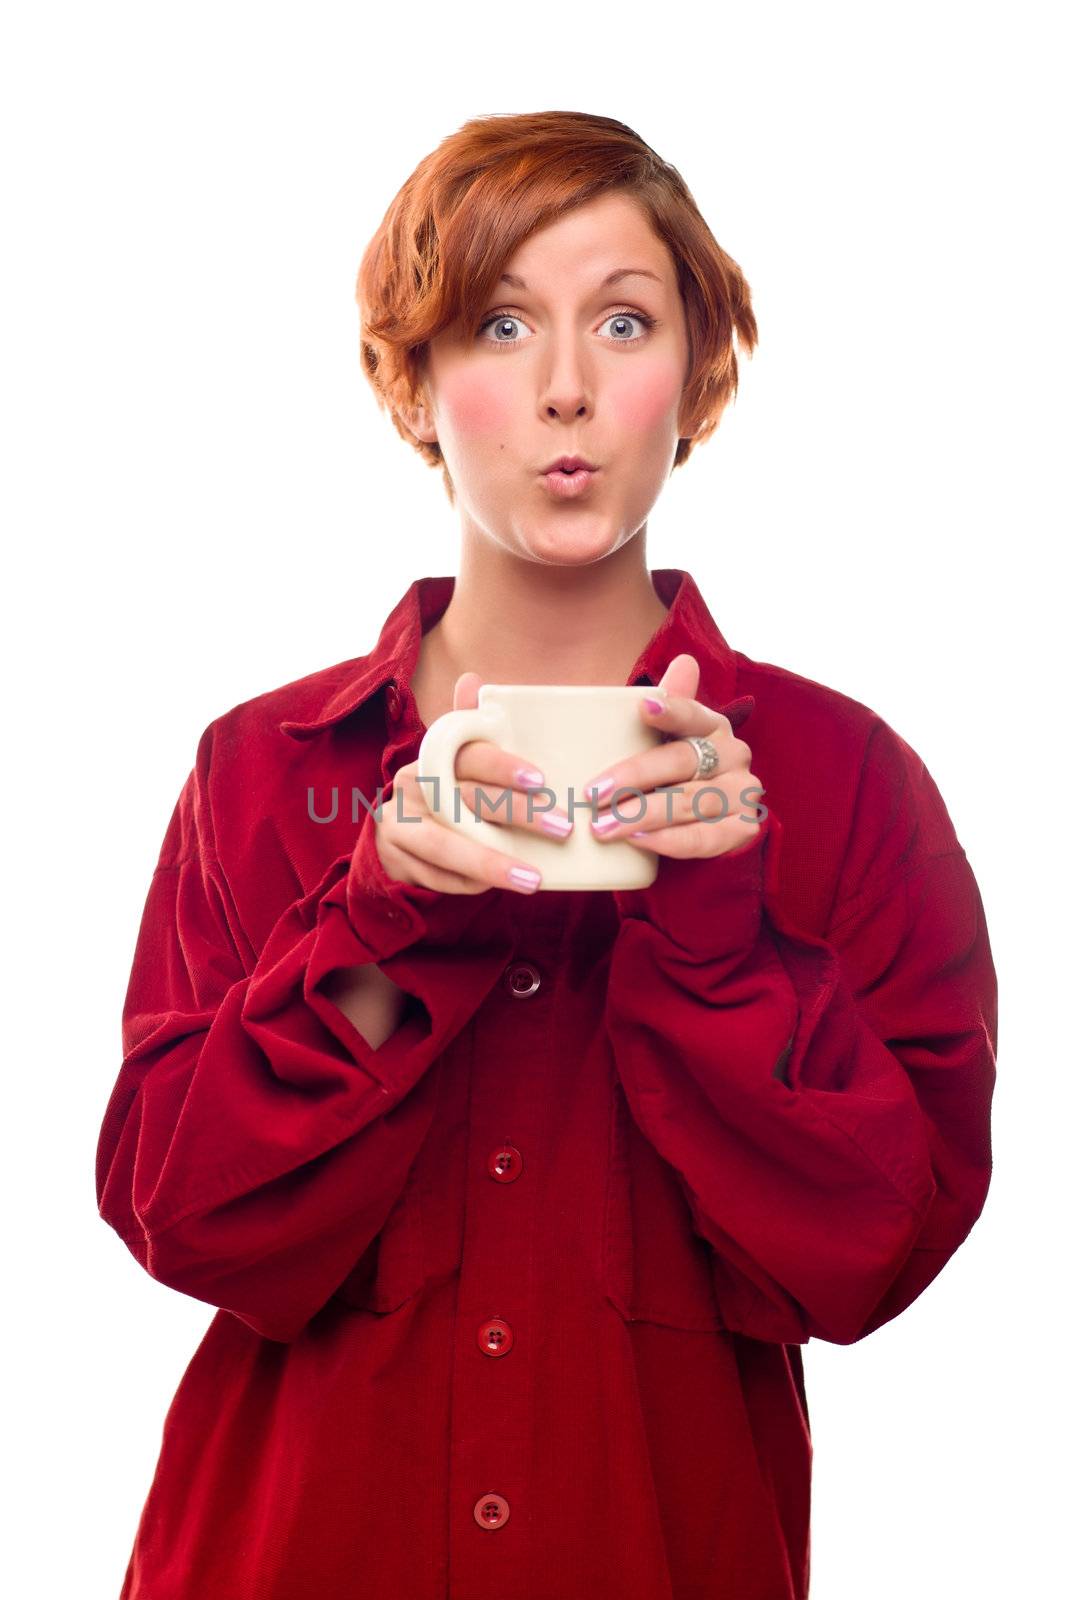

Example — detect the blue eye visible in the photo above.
[595,312,650,342]
[475,307,658,346]
[477,313,532,343]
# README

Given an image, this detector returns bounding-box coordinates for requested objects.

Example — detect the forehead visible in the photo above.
[493,192,673,287]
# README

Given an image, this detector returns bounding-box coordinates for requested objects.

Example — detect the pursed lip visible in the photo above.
[542,455,598,474]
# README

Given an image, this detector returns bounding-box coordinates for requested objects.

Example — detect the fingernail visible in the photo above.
[643,697,665,715]
[591,813,621,836]
[507,865,541,892]
[540,812,573,838]
[515,766,546,790]
[584,775,616,802]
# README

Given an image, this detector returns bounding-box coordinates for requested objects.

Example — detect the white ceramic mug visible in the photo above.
[417,684,663,891]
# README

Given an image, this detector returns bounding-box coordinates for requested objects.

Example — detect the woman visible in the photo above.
[96,111,997,1600]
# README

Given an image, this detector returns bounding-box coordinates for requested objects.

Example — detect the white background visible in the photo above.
[4,2,1062,1595]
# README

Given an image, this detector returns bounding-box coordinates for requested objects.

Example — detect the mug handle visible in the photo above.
[417,699,511,852]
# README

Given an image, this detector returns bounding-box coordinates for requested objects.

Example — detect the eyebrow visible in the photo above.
[497,267,663,291]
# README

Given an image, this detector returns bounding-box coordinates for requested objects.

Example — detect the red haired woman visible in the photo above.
[97,111,997,1599]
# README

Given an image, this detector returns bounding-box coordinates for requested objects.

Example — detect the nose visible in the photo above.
[539,333,592,424]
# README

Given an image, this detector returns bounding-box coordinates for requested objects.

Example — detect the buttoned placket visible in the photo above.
[378,659,657,1570]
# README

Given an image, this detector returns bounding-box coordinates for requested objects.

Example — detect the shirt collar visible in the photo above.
[279,567,742,741]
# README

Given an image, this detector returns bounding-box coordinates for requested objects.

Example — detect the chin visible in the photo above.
[514,514,622,566]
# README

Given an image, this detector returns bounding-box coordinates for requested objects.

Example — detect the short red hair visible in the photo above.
[356,110,758,504]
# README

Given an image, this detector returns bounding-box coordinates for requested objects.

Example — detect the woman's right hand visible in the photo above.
[358,671,574,896]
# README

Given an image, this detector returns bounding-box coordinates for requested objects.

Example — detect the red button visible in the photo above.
[473,1493,510,1529]
[487,1144,523,1183]
[477,1317,514,1357]
[504,961,540,998]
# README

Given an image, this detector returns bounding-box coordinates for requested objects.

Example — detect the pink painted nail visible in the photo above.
[591,813,621,836]
[540,812,573,838]
[584,775,616,802]
[507,865,541,892]
[643,697,665,715]
[515,766,546,790]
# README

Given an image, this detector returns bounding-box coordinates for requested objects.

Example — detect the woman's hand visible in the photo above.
[583,654,765,860]
[365,671,572,895]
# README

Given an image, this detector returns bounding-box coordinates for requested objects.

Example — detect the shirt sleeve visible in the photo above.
[96,727,516,1344]
[604,719,997,1346]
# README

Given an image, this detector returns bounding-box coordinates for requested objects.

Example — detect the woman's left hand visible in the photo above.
[583,653,765,861]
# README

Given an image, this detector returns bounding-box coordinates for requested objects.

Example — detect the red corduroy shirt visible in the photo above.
[97,567,997,1600]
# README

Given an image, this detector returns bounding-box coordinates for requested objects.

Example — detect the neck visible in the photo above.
[421,528,669,690]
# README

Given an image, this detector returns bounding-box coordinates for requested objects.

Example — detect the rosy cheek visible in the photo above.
[442,372,515,436]
[615,361,679,432]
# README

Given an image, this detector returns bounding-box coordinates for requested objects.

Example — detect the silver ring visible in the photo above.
[685,734,719,779]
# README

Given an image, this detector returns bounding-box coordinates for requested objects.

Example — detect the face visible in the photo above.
[407,190,692,567]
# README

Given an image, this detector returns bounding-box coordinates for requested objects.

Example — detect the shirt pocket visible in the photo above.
[600,1078,727,1332]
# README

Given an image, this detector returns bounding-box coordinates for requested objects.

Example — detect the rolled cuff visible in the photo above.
[328,808,510,966]
[611,809,775,963]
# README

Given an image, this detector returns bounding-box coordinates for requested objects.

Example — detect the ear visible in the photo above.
[402,392,439,446]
